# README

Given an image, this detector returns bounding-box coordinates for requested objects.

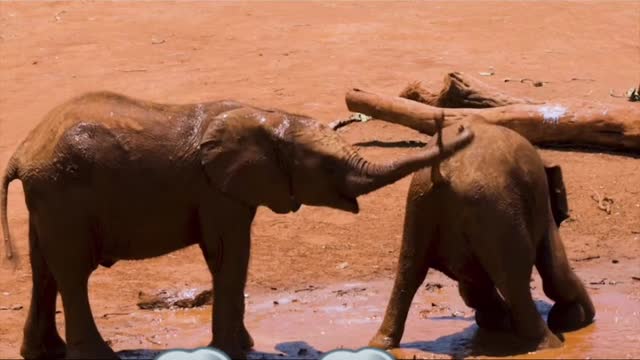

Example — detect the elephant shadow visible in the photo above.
[401,300,555,358]
[117,341,323,360]
[250,341,324,359]
[354,140,427,148]
[538,143,640,158]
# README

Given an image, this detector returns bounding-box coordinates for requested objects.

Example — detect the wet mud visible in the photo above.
[1,2,639,359]
[115,269,639,359]
[137,288,213,310]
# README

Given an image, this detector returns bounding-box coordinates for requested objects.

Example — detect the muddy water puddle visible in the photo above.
[117,274,640,359]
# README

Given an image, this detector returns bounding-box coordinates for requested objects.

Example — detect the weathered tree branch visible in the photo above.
[399,72,541,108]
[345,88,640,153]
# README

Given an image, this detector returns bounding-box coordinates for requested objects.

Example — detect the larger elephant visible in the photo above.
[0,91,473,359]
[367,118,595,352]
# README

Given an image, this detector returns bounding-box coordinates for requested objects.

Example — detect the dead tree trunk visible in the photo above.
[399,72,540,108]
[345,88,640,153]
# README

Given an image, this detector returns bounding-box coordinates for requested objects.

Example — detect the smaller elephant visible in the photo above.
[368,118,595,352]
[1,91,473,359]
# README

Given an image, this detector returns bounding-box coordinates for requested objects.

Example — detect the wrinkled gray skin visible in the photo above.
[369,120,595,352]
[0,92,473,359]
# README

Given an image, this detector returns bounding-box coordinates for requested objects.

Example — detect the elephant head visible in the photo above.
[199,107,473,214]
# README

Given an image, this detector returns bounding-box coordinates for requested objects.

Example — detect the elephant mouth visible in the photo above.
[266,197,301,214]
[341,194,360,214]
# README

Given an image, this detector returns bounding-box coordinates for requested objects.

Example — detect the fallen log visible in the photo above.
[345,88,640,153]
[331,72,540,131]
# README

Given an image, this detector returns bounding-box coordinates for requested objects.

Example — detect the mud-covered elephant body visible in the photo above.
[1,92,473,359]
[370,120,595,351]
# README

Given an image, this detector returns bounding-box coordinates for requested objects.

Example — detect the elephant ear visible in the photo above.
[544,162,569,227]
[199,111,295,214]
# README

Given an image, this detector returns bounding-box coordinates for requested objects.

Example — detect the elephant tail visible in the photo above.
[430,112,447,184]
[1,155,19,264]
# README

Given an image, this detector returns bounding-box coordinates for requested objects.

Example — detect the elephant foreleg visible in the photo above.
[536,217,595,332]
[201,240,254,353]
[206,207,255,358]
[21,220,66,359]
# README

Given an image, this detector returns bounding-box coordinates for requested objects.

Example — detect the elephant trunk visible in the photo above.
[345,125,473,197]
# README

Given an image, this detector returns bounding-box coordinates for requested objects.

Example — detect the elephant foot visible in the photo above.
[209,327,255,359]
[521,328,563,351]
[536,329,563,350]
[239,325,255,350]
[475,308,512,332]
[368,332,399,350]
[20,333,67,359]
[65,342,118,360]
[548,301,595,333]
[208,342,248,360]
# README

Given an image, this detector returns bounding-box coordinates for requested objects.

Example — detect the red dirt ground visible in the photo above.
[1,2,639,359]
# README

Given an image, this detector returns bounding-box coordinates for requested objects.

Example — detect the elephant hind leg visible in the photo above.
[536,217,595,332]
[20,220,66,359]
[369,200,436,350]
[494,268,561,350]
[458,280,511,332]
[37,214,117,360]
[476,223,561,350]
